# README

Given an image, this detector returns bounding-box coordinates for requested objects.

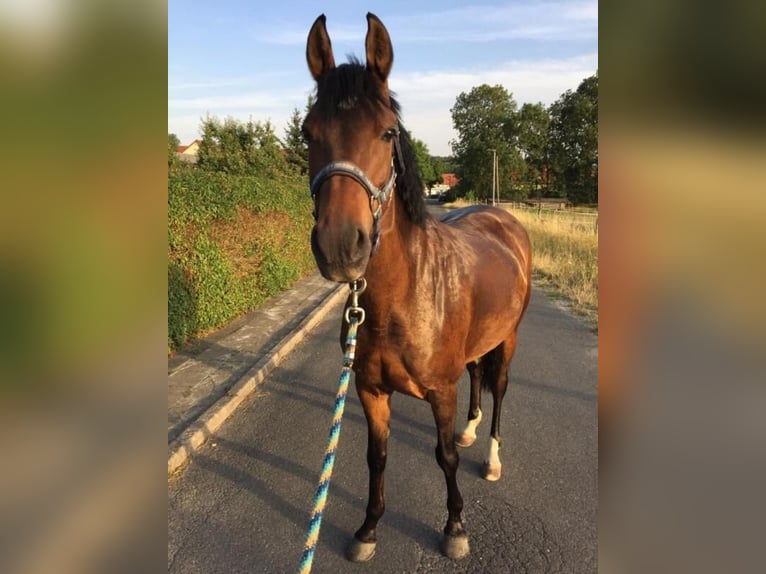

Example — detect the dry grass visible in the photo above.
[505,207,598,325]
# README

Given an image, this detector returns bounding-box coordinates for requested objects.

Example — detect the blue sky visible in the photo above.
[169,1,597,156]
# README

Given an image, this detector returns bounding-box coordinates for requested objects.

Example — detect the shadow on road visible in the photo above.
[196,435,441,559]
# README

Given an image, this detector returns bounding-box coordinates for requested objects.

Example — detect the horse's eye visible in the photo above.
[381,127,398,142]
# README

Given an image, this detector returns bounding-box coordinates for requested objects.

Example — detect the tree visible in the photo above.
[168,133,180,168]
[450,84,525,200]
[197,115,287,175]
[517,103,551,196]
[431,156,453,175]
[304,93,316,116]
[410,137,440,191]
[430,156,447,184]
[283,107,308,175]
[547,73,598,204]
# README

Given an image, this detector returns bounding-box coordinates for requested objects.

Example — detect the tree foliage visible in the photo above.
[517,103,551,196]
[197,115,287,176]
[168,133,180,168]
[450,84,525,200]
[431,156,451,176]
[283,107,308,175]
[448,75,598,204]
[547,73,598,203]
[410,137,440,191]
[281,95,319,177]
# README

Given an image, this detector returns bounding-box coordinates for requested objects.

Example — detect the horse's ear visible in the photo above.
[365,13,393,83]
[306,14,335,82]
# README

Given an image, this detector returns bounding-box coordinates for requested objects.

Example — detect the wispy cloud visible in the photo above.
[393,53,598,105]
[393,1,597,43]
[261,22,363,46]
[260,1,597,45]
[564,1,599,20]
[168,78,255,91]
[168,93,287,112]
[168,70,297,92]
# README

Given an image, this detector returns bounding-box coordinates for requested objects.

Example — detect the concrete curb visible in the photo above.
[168,284,348,476]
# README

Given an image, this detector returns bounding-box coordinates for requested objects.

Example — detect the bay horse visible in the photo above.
[304,13,532,562]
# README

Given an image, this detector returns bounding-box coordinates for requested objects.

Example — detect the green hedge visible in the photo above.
[168,169,315,350]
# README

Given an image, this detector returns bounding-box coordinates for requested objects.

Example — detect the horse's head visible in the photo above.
[304,13,399,282]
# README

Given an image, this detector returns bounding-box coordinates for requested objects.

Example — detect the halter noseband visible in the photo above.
[309,134,405,253]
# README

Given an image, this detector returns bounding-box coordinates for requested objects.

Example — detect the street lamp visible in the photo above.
[489,148,497,206]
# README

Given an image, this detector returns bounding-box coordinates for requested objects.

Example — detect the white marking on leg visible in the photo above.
[460,409,482,440]
[457,410,482,447]
[482,436,502,480]
[488,436,501,467]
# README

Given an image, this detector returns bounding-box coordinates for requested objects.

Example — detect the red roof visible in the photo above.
[177,139,201,154]
[441,173,459,187]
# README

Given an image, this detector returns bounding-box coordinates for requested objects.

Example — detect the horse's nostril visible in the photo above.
[357,229,366,250]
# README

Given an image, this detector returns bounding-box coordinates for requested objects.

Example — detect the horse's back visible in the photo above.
[440,205,531,279]
[439,204,493,225]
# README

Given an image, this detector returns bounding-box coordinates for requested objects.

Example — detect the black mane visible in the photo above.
[315,58,429,227]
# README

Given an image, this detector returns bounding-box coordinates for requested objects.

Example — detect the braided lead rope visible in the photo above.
[298,305,362,574]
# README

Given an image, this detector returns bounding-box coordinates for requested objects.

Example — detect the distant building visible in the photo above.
[428,173,460,196]
[176,139,201,163]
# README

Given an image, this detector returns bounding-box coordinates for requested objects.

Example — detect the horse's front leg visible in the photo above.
[429,385,470,560]
[346,384,391,562]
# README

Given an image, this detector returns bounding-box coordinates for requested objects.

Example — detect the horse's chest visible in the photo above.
[353,316,459,399]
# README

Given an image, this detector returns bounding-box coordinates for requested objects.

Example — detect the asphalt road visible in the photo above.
[168,204,598,573]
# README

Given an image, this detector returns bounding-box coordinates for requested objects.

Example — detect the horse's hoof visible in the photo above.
[455,432,476,448]
[441,533,470,560]
[346,538,377,562]
[482,461,502,481]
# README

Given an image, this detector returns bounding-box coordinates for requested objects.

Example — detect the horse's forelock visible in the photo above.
[315,58,389,116]
[313,58,427,227]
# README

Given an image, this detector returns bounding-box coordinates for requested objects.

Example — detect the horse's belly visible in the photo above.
[464,280,527,361]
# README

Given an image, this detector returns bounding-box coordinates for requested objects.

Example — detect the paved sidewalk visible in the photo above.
[168,272,347,473]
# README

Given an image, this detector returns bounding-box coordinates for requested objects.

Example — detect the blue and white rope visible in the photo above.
[298,316,359,574]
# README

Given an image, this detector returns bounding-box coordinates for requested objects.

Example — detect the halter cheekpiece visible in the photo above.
[309,133,405,253]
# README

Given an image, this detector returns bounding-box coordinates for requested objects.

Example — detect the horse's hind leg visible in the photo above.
[483,335,517,481]
[456,361,482,447]
[346,386,391,562]
[429,385,470,560]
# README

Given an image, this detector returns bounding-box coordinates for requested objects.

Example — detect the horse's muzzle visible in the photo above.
[311,223,371,282]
